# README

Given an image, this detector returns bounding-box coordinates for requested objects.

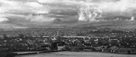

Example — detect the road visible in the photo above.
[15,51,136,57]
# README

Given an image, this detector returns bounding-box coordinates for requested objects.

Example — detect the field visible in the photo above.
[15,51,136,57]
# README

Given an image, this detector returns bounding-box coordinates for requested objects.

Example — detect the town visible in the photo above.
[0,27,136,55]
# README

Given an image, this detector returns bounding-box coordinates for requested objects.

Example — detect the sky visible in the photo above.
[0,0,136,28]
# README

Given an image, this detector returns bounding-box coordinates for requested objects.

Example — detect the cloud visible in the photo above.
[37,0,136,12]
[30,15,55,22]
[77,0,136,21]
[97,0,136,12]
[25,2,50,14]
[38,0,64,3]
[0,0,50,22]
[10,0,37,2]
[0,0,50,13]
[67,0,136,12]
[0,17,9,22]
[0,0,136,23]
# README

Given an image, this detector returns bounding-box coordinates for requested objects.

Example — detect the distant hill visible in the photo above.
[1,16,136,30]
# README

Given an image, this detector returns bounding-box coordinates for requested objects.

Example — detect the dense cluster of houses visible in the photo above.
[46,36,136,54]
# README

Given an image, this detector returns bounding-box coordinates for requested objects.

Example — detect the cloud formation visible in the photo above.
[65,0,136,21]
[98,0,136,12]
[37,0,136,15]
[0,0,50,22]
[0,0,136,23]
